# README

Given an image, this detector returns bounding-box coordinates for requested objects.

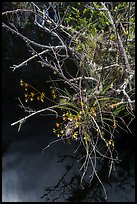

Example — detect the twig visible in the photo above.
[11,103,65,127]
[10,49,50,71]
[2,23,66,50]
[100,2,132,90]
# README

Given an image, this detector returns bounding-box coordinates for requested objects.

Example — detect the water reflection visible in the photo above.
[2,109,135,202]
[41,148,135,202]
[2,100,77,202]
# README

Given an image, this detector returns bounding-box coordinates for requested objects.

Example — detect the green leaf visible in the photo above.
[113,105,125,117]
[103,117,113,122]
[59,88,80,112]
[72,7,79,14]
[93,98,110,106]
[65,17,71,23]
[84,131,90,145]
[57,105,78,114]
[106,21,110,25]
[83,8,88,15]
[102,79,116,95]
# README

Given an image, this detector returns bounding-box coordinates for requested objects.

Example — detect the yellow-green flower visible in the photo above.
[52,94,57,99]
[75,114,81,122]
[51,89,55,94]
[40,92,45,102]
[53,128,56,133]
[81,102,84,106]
[41,98,44,102]
[31,92,35,97]
[20,79,24,86]
[63,113,68,120]
[73,131,78,140]
[25,83,28,87]
[75,122,80,128]
[110,104,117,109]
[60,130,64,134]
[90,107,96,117]
[51,89,57,99]
[56,123,60,128]
[106,139,115,147]
[113,121,117,129]
[68,113,73,121]
[41,92,45,98]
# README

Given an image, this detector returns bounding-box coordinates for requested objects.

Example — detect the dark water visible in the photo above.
[2,96,135,202]
[2,15,135,202]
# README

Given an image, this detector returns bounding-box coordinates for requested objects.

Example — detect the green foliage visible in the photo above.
[65,3,111,36]
[102,80,116,95]
[113,105,125,117]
